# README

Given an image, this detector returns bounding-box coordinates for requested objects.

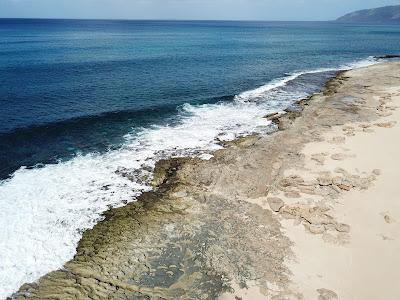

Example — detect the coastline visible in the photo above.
[14,62,400,299]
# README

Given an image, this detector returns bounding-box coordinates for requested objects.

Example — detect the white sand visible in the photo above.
[285,85,400,299]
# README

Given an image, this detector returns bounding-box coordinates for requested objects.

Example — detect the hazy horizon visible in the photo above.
[0,0,399,21]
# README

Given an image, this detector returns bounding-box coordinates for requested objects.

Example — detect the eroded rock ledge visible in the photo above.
[14,62,400,299]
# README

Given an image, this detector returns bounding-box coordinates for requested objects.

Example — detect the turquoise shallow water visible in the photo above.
[1,20,400,178]
[0,19,400,298]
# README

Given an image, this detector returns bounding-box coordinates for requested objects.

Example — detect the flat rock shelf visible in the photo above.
[14,62,400,300]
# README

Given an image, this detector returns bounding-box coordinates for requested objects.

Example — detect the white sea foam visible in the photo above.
[0,102,276,299]
[234,56,377,103]
[0,57,378,299]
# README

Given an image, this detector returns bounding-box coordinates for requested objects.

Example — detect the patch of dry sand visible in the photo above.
[15,63,400,300]
[284,89,400,299]
[220,64,400,300]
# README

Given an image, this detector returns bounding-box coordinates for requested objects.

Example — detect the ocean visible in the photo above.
[0,19,399,298]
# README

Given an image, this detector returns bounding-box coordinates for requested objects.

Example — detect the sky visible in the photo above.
[0,0,399,21]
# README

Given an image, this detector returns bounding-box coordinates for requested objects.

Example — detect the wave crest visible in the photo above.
[0,56,378,298]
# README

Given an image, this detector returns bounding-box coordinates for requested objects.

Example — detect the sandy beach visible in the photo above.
[14,61,400,299]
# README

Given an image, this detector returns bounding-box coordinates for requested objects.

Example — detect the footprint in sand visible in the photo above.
[377,111,393,117]
[317,288,338,300]
[387,105,398,111]
[311,153,328,165]
[342,126,355,136]
[357,123,375,133]
[372,169,381,176]
[329,136,346,145]
[363,128,375,133]
[331,153,347,161]
[379,234,394,241]
[381,212,396,224]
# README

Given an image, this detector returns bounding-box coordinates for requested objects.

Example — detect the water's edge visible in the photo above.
[11,62,368,298]
[1,57,381,299]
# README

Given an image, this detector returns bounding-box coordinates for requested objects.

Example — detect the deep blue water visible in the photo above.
[1,19,400,298]
[1,19,400,179]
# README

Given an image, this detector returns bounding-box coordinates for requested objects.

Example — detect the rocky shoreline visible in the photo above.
[14,62,400,299]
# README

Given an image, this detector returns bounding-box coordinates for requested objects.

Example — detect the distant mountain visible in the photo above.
[336,5,400,23]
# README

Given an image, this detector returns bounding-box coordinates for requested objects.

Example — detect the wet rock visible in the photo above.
[14,63,398,299]
[264,112,281,120]
[375,54,400,59]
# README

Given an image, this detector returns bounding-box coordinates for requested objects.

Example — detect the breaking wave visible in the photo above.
[0,57,378,298]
